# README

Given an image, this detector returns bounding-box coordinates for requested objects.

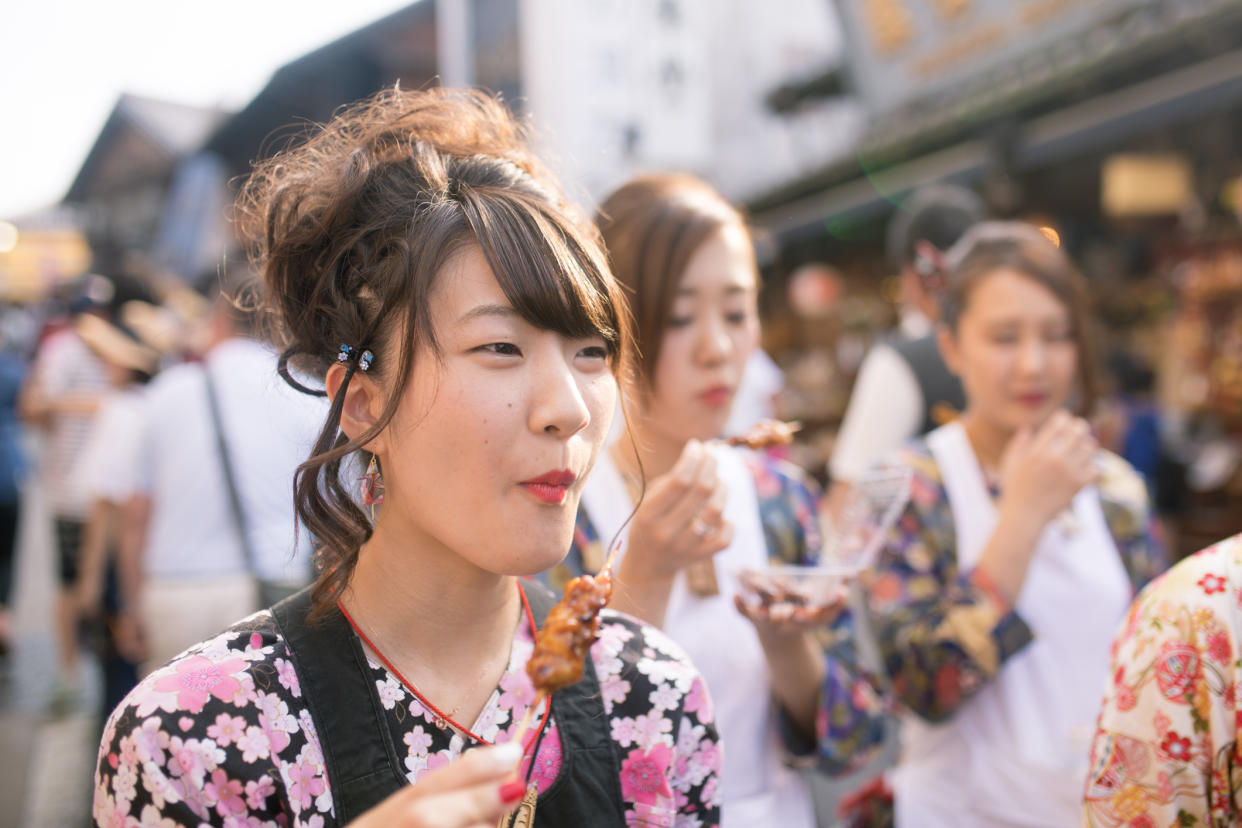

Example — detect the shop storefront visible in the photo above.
[749,0,1242,556]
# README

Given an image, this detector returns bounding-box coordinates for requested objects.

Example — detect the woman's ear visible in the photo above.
[936,323,962,377]
[325,363,386,453]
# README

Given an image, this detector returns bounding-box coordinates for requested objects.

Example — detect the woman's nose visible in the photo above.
[1016,336,1047,374]
[695,316,732,365]
[530,355,590,437]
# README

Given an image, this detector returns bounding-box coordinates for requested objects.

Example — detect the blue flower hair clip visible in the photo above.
[337,343,375,373]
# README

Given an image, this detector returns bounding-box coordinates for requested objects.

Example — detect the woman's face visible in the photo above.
[378,245,617,576]
[940,267,1078,436]
[641,224,760,443]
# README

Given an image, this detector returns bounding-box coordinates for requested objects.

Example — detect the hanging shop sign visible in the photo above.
[833,0,1157,115]
[1101,153,1194,217]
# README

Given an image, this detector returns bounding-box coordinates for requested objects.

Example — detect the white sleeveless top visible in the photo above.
[893,422,1132,827]
[582,446,815,828]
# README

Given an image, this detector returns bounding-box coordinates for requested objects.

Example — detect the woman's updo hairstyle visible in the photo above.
[235,87,631,613]
[940,220,1098,415]
[595,173,750,389]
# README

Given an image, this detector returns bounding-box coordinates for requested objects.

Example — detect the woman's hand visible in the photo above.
[113,609,149,665]
[347,742,524,828]
[977,410,1099,603]
[997,409,1098,528]
[611,440,732,627]
[618,439,733,584]
[732,587,847,635]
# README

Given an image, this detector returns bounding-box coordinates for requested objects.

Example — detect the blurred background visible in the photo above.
[3,0,1242,824]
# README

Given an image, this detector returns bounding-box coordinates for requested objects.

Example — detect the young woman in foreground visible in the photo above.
[93,89,721,827]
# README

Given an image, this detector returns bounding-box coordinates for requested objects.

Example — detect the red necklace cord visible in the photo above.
[336,581,552,754]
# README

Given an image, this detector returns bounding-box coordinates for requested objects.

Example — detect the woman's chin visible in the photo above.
[502,539,579,578]
[1001,401,1061,433]
[693,418,730,444]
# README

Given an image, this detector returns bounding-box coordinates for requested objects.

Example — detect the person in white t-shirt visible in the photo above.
[116,280,327,674]
[71,314,162,713]
[827,185,984,516]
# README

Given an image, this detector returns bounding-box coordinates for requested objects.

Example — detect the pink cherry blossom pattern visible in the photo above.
[205,768,247,818]
[620,743,674,806]
[683,678,714,724]
[153,655,249,715]
[284,760,325,810]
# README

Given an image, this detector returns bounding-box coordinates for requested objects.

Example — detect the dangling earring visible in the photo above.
[359,455,385,519]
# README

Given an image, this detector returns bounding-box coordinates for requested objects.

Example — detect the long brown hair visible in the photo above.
[235,88,632,616]
[940,221,1098,415]
[595,173,750,388]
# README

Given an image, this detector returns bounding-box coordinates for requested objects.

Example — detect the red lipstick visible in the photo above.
[520,470,576,504]
[699,385,733,408]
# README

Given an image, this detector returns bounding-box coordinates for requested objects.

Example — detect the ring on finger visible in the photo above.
[690,517,710,537]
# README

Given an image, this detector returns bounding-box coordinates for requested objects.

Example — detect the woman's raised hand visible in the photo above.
[732,587,847,634]
[618,439,733,584]
[976,410,1101,603]
[347,742,524,828]
[998,409,1099,528]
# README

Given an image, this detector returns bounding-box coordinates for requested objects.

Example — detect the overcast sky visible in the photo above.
[0,0,420,219]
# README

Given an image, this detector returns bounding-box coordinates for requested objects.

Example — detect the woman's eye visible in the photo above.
[667,316,693,329]
[725,311,750,325]
[578,345,609,361]
[479,342,522,357]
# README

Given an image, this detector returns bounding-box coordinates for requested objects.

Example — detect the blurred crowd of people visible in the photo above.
[3,267,326,719]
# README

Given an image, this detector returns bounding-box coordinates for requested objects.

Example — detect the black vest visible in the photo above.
[890,333,966,434]
[271,582,625,826]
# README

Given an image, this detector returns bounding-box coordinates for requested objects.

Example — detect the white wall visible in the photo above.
[517,0,861,208]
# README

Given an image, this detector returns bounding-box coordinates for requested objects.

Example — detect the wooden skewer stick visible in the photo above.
[601,544,621,578]
[510,690,548,751]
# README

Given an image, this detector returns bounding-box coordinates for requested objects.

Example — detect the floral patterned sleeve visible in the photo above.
[865,442,1035,723]
[1097,451,1168,595]
[1084,534,1242,827]
[748,453,822,567]
[94,629,325,827]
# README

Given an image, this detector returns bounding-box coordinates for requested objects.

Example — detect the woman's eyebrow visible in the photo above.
[674,282,752,297]
[456,303,518,324]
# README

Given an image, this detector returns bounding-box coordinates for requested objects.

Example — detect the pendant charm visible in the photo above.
[433,715,448,730]
[512,784,538,828]
[496,784,537,828]
[685,560,720,597]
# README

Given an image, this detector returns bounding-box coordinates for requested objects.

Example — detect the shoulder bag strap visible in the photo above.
[203,364,257,575]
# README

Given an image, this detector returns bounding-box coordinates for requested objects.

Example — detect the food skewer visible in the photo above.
[676,419,803,598]
[498,548,622,826]
[719,418,801,450]
[511,544,621,748]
